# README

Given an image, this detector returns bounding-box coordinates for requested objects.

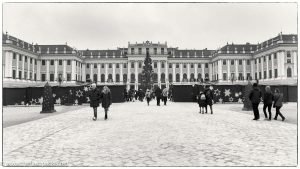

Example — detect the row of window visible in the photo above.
[131,47,165,55]
[84,63,209,69]
[13,52,37,65]
[222,59,250,65]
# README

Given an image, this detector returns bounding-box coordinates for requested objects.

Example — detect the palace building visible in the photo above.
[2,32,298,90]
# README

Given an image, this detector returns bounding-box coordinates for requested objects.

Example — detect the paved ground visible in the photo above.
[3,101,297,166]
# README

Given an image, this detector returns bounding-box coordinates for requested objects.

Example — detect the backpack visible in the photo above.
[200,94,206,100]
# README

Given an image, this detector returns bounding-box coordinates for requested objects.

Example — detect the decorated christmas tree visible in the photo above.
[40,82,56,113]
[242,80,253,110]
[141,52,154,90]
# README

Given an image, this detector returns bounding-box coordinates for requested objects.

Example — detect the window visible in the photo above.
[259,72,262,79]
[13,53,16,60]
[19,71,21,79]
[59,60,62,65]
[287,51,291,63]
[154,62,157,68]
[67,74,71,81]
[263,56,266,62]
[34,73,36,81]
[247,60,250,65]
[41,74,46,81]
[30,72,32,80]
[131,62,134,68]
[50,60,54,65]
[269,70,272,78]
[161,48,164,54]
[247,73,251,80]
[67,60,71,65]
[259,58,261,63]
[35,60,37,65]
[116,74,120,82]
[161,62,165,68]
[101,64,104,68]
[274,69,278,78]
[223,60,226,65]
[176,64,179,68]
[239,60,242,65]
[138,48,142,55]
[130,73,135,82]
[287,67,292,77]
[139,62,142,68]
[94,64,97,68]
[109,63,112,68]
[274,53,277,59]
[269,55,271,60]
[205,63,208,68]
[87,64,90,68]
[24,72,27,79]
[154,48,157,55]
[264,71,266,79]
[123,74,127,83]
[183,64,186,68]
[75,61,77,66]
[191,64,194,68]
[42,60,45,65]
[176,73,180,82]
[255,73,257,80]
[116,63,119,68]
[30,58,32,64]
[146,48,149,54]
[124,63,127,68]
[25,56,27,62]
[169,73,173,82]
[50,74,54,81]
[13,70,16,79]
[86,74,90,81]
[101,74,105,82]
[131,48,134,54]
[223,73,227,80]
[255,60,257,64]
[198,73,202,81]
[239,73,243,80]
[169,64,172,68]
[19,55,22,61]
[198,63,201,68]
[93,74,97,82]
[231,60,234,65]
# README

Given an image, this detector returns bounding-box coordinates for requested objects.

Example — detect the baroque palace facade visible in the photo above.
[2,32,298,90]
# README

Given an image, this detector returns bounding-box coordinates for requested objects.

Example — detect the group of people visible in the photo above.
[88,83,112,121]
[196,86,214,114]
[249,83,285,121]
[124,89,145,102]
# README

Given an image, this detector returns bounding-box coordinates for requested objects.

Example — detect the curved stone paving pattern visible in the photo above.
[3,102,297,166]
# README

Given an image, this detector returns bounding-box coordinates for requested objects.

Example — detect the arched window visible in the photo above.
[169,73,173,82]
[198,73,202,82]
[93,74,97,82]
[86,74,90,82]
[108,74,113,82]
[176,73,180,82]
[153,73,158,82]
[183,73,187,82]
[123,74,127,83]
[116,74,120,82]
[161,73,165,83]
[205,73,209,81]
[190,73,195,82]
[130,73,135,83]
[287,67,292,77]
[138,73,142,82]
[101,74,105,82]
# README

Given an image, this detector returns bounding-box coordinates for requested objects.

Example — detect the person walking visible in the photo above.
[100,86,112,120]
[162,87,169,106]
[197,91,207,114]
[263,86,273,120]
[273,88,285,121]
[249,83,262,120]
[88,83,101,121]
[204,86,214,114]
[155,86,162,106]
[145,89,151,106]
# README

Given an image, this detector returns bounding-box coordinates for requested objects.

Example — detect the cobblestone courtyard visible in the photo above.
[3,102,297,166]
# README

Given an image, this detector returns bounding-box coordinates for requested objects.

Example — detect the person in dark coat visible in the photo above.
[249,83,262,120]
[123,89,128,102]
[162,87,169,106]
[197,91,207,114]
[88,83,101,121]
[145,89,151,106]
[263,86,273,120]
[204,86,214,114]
[100,86,112,120]
[273,88,285,121]
[155,86,162,106]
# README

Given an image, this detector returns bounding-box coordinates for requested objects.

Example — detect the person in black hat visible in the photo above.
[249,83,262,120]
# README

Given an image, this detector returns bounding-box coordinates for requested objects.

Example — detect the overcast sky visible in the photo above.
[3,3,297,50]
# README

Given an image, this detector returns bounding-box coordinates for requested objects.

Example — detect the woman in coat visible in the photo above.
[263,86,273,120]
[204,86,214,114]
[273,88,285,121]
[197,91,207,114]
[100,86,112,120]
[88,83,101,121]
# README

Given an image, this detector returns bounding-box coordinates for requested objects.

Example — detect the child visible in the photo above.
[145,89,151,106]
[197,91,207,114]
